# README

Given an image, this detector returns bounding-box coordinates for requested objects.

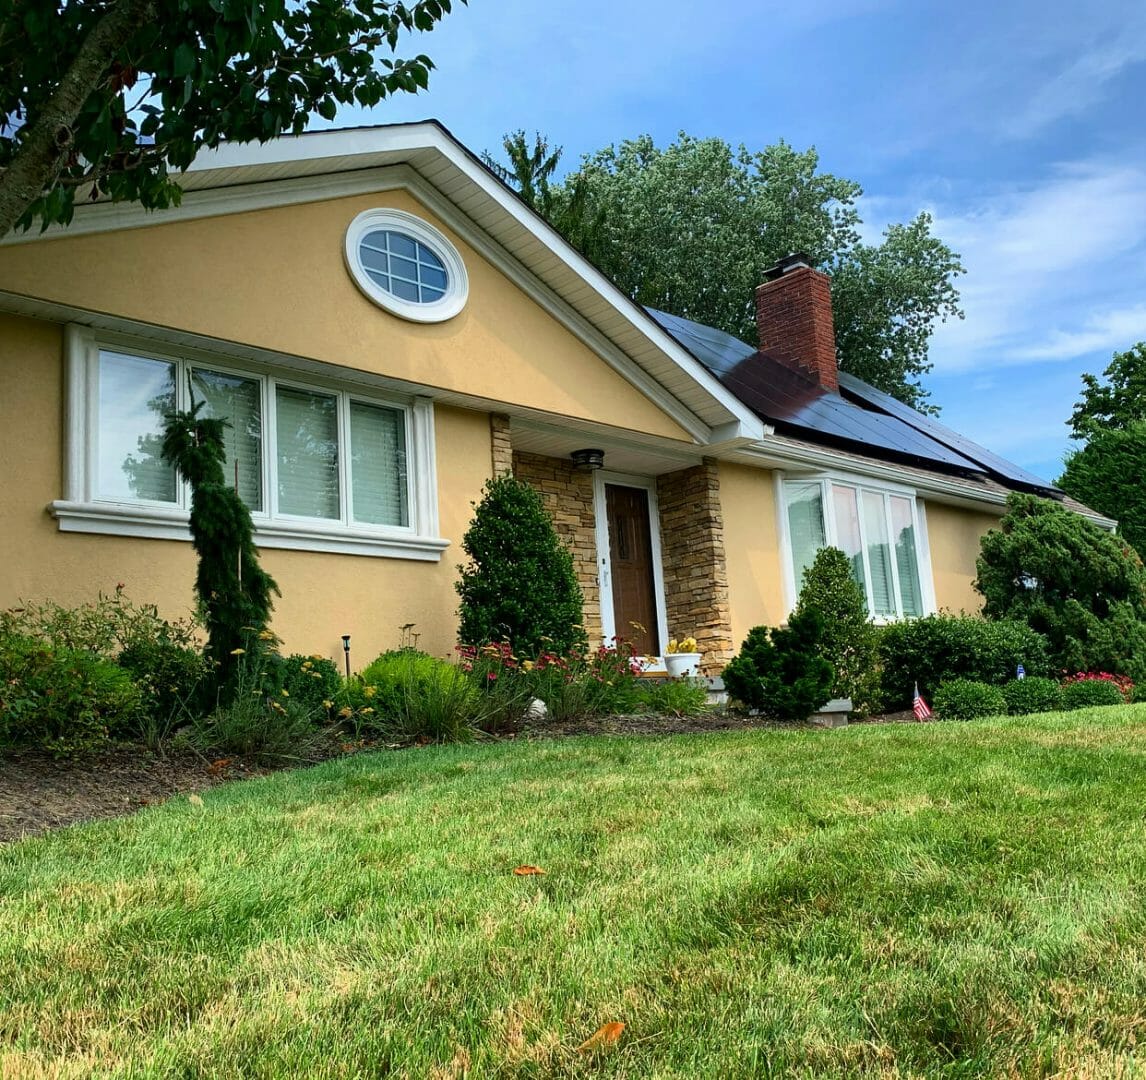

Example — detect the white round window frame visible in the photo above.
[344,208,469,323]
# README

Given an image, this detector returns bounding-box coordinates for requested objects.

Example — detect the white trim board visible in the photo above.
[593,471,670,654]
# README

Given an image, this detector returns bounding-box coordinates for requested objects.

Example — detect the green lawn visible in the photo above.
[4,709,1146,1078]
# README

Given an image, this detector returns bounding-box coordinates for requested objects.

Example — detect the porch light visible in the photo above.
[570,448,605,471]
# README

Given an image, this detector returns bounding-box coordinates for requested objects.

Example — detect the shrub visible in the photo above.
[186,660,329,763]
[262,653,341,716]
[1062,671,1133,702]
[976,492,1146,679]
[117,637,211,741]
[722,610,834,720]
[162,399,279,693]
[1002,677,1064,716]
[456,476,586,657]
[878,614,1049,710]
[0,636,143,756]
[933,679,1007,721]
[793,546,881,714]
[354,650,478,741]
[1061,677,1127,710]
[523,640,645,721]
[636,677,709,717]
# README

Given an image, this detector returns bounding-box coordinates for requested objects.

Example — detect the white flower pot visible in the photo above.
[664,652,702,678]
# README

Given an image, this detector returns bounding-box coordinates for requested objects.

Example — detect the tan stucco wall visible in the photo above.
[0,189,691,442]
[0,312,491,669]
[719,462,786,648]
[924,500,1000,615]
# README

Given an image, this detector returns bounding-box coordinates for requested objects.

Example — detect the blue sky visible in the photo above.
[329,0,1146,483]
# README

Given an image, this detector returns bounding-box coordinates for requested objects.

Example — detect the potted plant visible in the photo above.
[664,637,702,678]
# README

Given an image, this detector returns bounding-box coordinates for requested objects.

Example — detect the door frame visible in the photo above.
[593,470,670,654]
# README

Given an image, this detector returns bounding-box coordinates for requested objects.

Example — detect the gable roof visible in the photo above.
[647,307,1062,498]
[0,120,764,448]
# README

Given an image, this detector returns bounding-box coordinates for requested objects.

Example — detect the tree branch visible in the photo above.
[0,0,156,239]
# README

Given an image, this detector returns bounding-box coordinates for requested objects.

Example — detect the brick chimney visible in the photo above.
[754,253,839,393]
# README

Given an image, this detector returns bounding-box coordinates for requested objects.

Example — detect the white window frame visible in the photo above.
[53,325,447,561]
[776,469,937,622]
[344,208,468,323]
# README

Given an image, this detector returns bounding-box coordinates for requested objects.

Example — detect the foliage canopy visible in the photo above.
[975,493,1146,679]
[0,0,462,238]
[487,130,963,411]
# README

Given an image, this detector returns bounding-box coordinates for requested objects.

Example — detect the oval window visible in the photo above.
[345,209,468,322]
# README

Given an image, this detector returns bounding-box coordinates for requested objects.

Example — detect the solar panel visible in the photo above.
[647,307,988,475]
[837,372,1060,494]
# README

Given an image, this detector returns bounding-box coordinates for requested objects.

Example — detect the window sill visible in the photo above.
[49,500,450,562]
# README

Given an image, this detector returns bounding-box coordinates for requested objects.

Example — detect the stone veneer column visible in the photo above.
[511,451,602,643]
[656,459,734,676]
[489,414,513,477]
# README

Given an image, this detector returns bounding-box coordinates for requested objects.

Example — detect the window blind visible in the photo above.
[831,484,867,598]
[98,351,177,503]
[862,490,896,617]
[349,401,408,527]
[891,496,923,617]
[275,386,339,519]
[191,368,262,511]
[785,482,826,591]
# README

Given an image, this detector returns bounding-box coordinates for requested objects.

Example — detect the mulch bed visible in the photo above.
[1,709,925,845]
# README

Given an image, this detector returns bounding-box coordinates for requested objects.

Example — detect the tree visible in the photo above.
[456,476,586,657]
[0,0,463,240]
[974,493,1146,679]
[1068,342,1146,440]
[1060,423,1146,560]
[793,546,880,714]
[487,131,963,411]
[161,398,278,692]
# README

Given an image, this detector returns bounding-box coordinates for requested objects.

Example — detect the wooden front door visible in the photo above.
[605,484,660,656]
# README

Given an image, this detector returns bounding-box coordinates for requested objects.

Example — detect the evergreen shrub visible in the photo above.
[456,476,585,657]
[793,546,880,714]
[1061,678,1126,710]
[722,610,834,720]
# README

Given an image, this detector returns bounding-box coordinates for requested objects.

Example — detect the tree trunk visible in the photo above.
[0,0,156,240]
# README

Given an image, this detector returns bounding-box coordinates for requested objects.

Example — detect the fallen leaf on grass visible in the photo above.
[577,1022,625,1052]
[187,794,204,808]
[512,865,546,876]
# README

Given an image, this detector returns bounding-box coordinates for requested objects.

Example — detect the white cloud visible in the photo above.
[917,159,1146,372]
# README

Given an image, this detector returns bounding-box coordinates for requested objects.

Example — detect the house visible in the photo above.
[0,121,1113,674]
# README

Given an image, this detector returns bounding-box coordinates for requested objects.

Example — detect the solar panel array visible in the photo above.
[647,306,1053,490]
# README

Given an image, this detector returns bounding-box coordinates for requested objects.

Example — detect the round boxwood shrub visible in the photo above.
[262,653,342,715]
[1002,676,1064,716]
[1061,677,1126,710]
[932,679,1007,721]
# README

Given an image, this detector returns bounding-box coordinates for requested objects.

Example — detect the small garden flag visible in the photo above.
[913,683,932,720]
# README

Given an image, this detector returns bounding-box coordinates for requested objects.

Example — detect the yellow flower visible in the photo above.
[363,685,376,698]
[338,706,353,719]
[280,688,289,697]
[522,660,535,672]
[230,648,246,656]
[322,700,333,710]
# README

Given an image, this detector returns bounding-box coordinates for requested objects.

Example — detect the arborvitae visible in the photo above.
[456,476,586,657]
[794,546,881,714]
[161,399,278,693]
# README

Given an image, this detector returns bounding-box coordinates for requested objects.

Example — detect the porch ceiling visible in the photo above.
[510,422,700,478]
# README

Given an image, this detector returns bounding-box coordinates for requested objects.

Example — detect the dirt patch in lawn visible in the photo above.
[0,746,280,844]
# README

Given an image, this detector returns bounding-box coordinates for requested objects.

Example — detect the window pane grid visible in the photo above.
[786,477,926,621]
[95,349,414,535]
[359,229,449,304]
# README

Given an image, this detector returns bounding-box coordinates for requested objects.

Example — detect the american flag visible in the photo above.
[913,683,932,721]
